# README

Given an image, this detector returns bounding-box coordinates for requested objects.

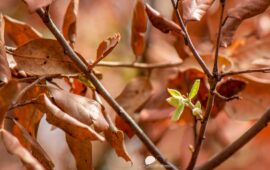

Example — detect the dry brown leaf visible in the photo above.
[104,129,132,162]
[66,134,93,170]
[13,38,80,75]
[221,0,270,47]
[0,80,20,126]
[23,0,55,12]
[131,0,147,58]
[116,77,152,114]
[0,14,11,85]
[37,94,105,141]
[145,4,184,36]
[0,129,45,170]
[115,115,134,138]
[48,86,109,132]
[225,75,270,120]
[182,0,215,22]
[94,33,121,66]
[11,119,54,170]
[4,15,42,46]
[228,35,270,80]
[62,0,79,46]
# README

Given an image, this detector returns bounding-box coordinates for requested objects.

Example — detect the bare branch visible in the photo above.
[196,109,270,170]
[221,68,270,77]
[170,0,212,78]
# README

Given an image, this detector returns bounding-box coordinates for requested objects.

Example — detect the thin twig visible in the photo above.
[96,61,182,69]
[170,0,212,78]
[221,68,270,78]
[186,89,216,170]
[214,91,240,101]
[196,109,270,170]
[35,8,177,170]
[213,0,226,77]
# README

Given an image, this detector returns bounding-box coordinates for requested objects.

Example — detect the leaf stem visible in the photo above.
[35,8,177,170]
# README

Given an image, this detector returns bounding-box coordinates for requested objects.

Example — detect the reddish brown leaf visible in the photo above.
[104,129,132,162]
[48,86,109,132]
[0,80,20,126]
[13,38,80,75]
[115,115,134,138]
[182,0,215,22]
[131,0,147,58]
[145,4,184,36]
[62,0,79,47]
[37,94,105,141]
[116,77,152,114]
[212,78,247,117]
[225,75,270,120]
[0,129,45,170]
[93,33,121,66]
[66,134,92,170]
[0,14,11,84]
[221,0,270,47]
[4,15,42,46]
[23,0,55,12]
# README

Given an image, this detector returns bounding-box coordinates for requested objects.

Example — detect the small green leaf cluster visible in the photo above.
[166,79,203,122]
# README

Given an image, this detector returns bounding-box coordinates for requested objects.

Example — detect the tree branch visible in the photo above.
[96,61,182,69]
[35,8,177,170]
[170,0,212,78]
[186,89,216,170]
[221,68,270,77]
[196,109,270,170]
[213,0,226,77]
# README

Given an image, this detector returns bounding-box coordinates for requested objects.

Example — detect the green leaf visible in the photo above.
[167,88,181,98]
[188,79,200,100]
[171,102,185,122]
[195,101,201,109]
[166,97,180,107]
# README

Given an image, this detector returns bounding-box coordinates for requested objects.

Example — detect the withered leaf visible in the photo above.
[116,77,152,114]
[13,38,80,75]
[0,14,11,84]
[225,75,270,120]
[4,15,42,46]
[145,4,184,36]
[182,0,215,22]
[0,80,20,126]
[131,0,147,58]
[94,33,121,66]
[37,94,105,141]
[104,129,132,162]
[66,134,92,170]
[221,0,270,47]
[0,129,45,170]
[132,0,147,33]
[11,119,54,170]
[23,0,55,12]
[63,0,79,47]
[115,115,134,138]
[48,86,109,132]
[212,78,247,117]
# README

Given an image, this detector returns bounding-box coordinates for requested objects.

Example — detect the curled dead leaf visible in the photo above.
[0,129,45,170]
[221,0,270,47]
[48,86,109,132]
[4,15,42,46]
[63,0,79,47]
[37,94,105,141]
[104,129,132,162]
[145,4,184,36]
[182,0,215,22]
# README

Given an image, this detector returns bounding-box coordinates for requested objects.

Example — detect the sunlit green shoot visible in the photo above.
[189,79,200,100]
